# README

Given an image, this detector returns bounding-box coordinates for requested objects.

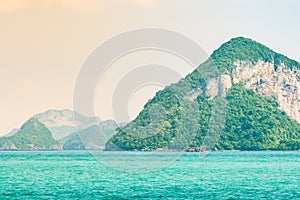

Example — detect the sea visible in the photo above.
[0,151,299,199]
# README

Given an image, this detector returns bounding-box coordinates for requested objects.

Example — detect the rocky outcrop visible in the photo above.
[205,74,232,99]
[232,60,300,122]
[187,59,299,123]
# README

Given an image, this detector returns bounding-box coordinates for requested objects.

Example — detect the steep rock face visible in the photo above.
[232,60,300,122]
[205,74,232,99]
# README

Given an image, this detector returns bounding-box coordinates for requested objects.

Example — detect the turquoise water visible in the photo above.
[0,151,299,199]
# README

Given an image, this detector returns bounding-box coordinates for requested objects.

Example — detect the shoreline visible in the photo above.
[0,149,299,152]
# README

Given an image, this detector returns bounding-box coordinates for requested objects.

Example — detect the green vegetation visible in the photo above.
[211,37,300,73]
[62,121,117,150]
[106,84,300,151]
[218,84,300,150]
[0,118,59,150]
[106,37,300,151]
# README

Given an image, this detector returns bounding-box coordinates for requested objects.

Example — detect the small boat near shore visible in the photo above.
[185,147,206,152]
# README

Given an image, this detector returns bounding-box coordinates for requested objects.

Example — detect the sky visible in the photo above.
[0,0,299,135]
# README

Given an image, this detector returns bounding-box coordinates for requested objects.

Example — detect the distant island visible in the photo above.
[0,118,59,151]
[0,110,121,151]
[1,37,300,151]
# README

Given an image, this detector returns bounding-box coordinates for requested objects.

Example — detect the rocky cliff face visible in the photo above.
[204,60,300,122]
[231,60,300,122]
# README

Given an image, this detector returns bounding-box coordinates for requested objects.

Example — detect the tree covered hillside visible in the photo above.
[0,118,59,150]
[106,37,300,151]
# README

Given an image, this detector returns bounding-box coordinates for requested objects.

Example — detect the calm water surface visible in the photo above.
[0,151,299,199]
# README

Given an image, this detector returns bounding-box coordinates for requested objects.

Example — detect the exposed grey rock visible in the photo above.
[232,60,300,122]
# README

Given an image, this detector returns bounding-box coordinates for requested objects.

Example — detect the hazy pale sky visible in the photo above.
[0,0,299,135]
